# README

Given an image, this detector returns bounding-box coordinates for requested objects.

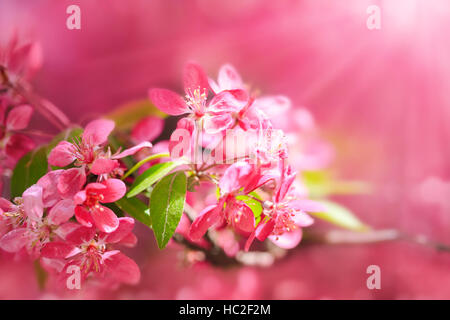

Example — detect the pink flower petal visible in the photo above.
[53,222,81,240]
[65,225,95,245]
[103,217,135,244]
[5,134,35,161]
[0,101,6,125]
[230,201,255,234]
[118,232,138,247]
[149,88,188,116]
[208,90,247,114]
[22,184,44,221]
[91,205,119,233]
[57,168,86,199]
[104,251,141,285]
[244,232,256,252]
[47,199,75,225]
[183,62,209,94]
[90,158,119,175]
[255,219,275,241]
[0,198,15,213]
[112,141,152,159]
[189,205,222,241]
[6,105,33,130]
[82,119,115,146]
[290,199,326,213]
[203,113,234,134]
[73,190,87,205]
[48,141,76,167]
[269,228,303,249]
[275,169,296,203]
[292,211,314,227]
[41,242,78,259]
[217,64,244,91]
[219,162,252,195]
[131,116,164,143]
[0,228,29,252]
[99,179,126,203]
[74,205,94,228]
[37,170,63,207]
[254,95,291,116]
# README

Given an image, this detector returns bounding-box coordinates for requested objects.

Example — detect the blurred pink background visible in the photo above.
[1,0,450,299]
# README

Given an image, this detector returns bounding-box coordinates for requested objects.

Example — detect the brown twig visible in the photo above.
[174,223,450,268]
[303,228,450,252]
[1,68,71,130]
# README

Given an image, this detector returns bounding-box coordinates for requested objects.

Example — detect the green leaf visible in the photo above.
[309,200,369,231]
[303,170,371,198]
[149,171,187,249]
[116,197,151,227]
[235,195,263,227]
[106,99,167,130]
[11,147,48,198]
[122,153,171,179]
[127,161,181,198]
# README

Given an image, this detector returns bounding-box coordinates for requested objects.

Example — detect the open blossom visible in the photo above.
[0,56,336,292]
[0,184,75,257]
[245,164,324,250]
[189,161,276,240]
[208,64,290,131]
[149,62,251,134]
[0,101,35,192]
[48,119,151,197]
[73,179,126,233]
[131,116,164,144]
[0,102,35,163]
[41,218,140,286]
[0,98,35,193]
[0,34,42,90]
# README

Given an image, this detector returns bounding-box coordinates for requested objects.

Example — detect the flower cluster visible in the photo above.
[0,51,333,290]
[150,63,325,251]
[0,119,151,287]
[0,35,41,192]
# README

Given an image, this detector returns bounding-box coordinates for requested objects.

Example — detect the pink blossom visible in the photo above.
[149,63,248,134]
[0,184,75,257]
[189,162,276,241]
[208,64,289,132]
[245,163,324,251]
[48,119,151,196]
[0,34,42,89]
[131,116,164,144]
[41,218,140,286]
[73,179,126,233]
[0,103,35,166]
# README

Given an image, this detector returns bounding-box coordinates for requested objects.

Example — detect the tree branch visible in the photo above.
[173,225,450,268]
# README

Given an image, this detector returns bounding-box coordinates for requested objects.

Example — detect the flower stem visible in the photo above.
[122,152,170,179]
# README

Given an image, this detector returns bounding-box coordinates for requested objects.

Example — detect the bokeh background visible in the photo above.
[1,0,450,299]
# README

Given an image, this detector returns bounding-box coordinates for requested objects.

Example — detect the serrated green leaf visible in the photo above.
[106,99,166,130]
[149,171,187,249]
[127,161,180,198]
[11,147,48,198]
[310,200,369,231]
[115,197,151,227]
